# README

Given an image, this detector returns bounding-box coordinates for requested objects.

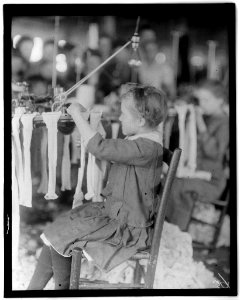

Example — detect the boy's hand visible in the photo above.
[67,103,89,121]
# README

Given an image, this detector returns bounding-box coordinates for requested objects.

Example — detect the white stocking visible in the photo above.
[111,122,120,139]
[61,134,72,191]
[11,108,25,269]
[163,117,175,148]
[12,138,20,269]
[37,128,48,194]
[85,112,105,201]
[175,105,188,175]
[11,108,25,205]
[85,152,95,201]
[186,105,197,172]
[70,127,81,164]
[72,136,85,208]
[42,112,61,200]
[20,113,37,207]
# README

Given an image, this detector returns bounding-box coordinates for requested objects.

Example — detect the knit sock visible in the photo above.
[27,245,53,290]
[50,247,72,290]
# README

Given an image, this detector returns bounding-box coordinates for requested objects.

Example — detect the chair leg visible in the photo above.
[185,192,198,232]
[70,248,82,290]
[133,260,142,284]
[210,195,230,250]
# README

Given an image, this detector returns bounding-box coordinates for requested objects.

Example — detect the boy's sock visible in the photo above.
[27,244,53,290]
[50,246,72,290]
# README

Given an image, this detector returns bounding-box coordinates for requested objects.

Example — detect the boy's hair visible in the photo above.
[196,80,227,102]
[121,85,168,128]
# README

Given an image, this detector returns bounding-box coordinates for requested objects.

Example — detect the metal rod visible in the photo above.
[54,16,140,101]
[171,31,181,98]
[134,16,141,34]
[207,40,217,80]
[63,40,132,97]
[52,16,60,88]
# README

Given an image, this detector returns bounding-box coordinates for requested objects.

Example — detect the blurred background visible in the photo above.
[11,13,229,100]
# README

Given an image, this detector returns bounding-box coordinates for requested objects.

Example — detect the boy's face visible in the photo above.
[194,88,223,115]
[119,96,142,136]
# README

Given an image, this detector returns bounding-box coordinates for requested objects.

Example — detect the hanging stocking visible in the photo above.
[37,127,48,194]
[72,136,85,208]
[85,112,105,201]
[175,104,188,176]
[186,105,197,172]
[61,134,72,191]
[21,113,37,207]
[12,138,20,269]
[163,116,175,148]
[85,152,95,201]
[11,107,25,269]
[111,122,120,139]
[12,107,25,204]
[70,127,81,164]
[42,111,61,200]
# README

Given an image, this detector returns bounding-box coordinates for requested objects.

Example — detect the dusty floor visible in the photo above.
[12,190,230,290]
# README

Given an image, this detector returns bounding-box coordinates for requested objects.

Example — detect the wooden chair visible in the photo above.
[69,147,182,289]
[186,180,230,251]
[186,150,230,251]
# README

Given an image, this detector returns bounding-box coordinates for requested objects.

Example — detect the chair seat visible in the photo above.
[196,197,228,206]
[78,278,144,289]
[130,251,150,260]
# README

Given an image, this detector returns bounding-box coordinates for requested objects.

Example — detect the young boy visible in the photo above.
[27,85,167,290]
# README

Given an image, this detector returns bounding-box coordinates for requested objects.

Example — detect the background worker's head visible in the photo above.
[194,80,227,115]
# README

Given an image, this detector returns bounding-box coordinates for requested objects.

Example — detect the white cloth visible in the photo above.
[42,112,61,200]
[70,127,81,164]
[185,105,197,171]
[61,134,72,191]
[12,138,20,268]
[37,128,48,194]
[11,108,25,205]
[72,136,85,208]
[11,108,26,268]
[111,122,120,139]
[175,104,211,180]
[73,111,107,204]
[20,113,37,207]
[175,104,188,174]
[85,112,107,202]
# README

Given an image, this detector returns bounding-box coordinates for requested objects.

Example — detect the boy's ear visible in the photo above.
[139,117,146,127]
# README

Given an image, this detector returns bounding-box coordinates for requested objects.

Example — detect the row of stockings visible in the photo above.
[35,113,121,205]
[72,112,108,208]
[11,108,122,266]
[12,110,61,266]
[174,104,211,180]
[12,108,37,267]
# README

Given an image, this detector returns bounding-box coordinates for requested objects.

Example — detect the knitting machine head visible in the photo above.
[12,81,55,116]
[128,33,142,68]
[12,81,34,114]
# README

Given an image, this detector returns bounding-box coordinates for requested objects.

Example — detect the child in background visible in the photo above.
[27,85,167,290]
[166,80,229,231]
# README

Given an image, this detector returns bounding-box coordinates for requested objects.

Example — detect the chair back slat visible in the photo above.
[145,147,182,288]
